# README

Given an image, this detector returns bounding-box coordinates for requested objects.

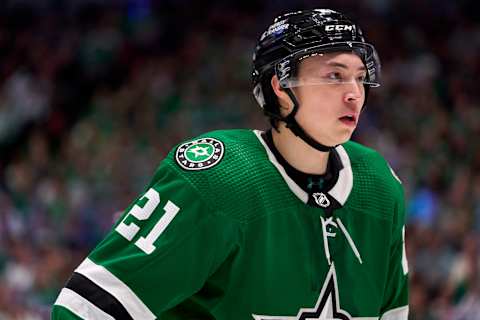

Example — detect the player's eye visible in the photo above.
[357,74,367,82]
[326,72,342,82]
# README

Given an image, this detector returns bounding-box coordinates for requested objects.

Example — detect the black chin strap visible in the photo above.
[282,88,335,152]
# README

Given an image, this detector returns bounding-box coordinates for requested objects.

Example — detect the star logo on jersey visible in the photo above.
[175,137,224,171]
[252,264,351,320]
[188,145,210,159]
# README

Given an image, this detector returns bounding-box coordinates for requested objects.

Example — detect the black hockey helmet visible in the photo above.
[252,9,381,142]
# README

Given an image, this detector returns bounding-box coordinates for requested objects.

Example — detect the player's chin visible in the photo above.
[332,131,353,146]
[315,135,349,149]
[310,127,352,147]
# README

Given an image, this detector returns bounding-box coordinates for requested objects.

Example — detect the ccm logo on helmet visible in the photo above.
[325,25,356,32]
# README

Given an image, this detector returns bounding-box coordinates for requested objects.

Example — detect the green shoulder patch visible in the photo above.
[175,137,225,171]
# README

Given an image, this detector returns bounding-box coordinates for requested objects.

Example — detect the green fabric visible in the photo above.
[51,305,84,320]
[52,129,408,319]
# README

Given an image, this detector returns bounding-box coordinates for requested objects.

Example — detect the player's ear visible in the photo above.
[271,75,293,112]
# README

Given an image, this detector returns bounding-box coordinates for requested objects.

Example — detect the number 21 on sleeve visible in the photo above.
[115,188,180,254]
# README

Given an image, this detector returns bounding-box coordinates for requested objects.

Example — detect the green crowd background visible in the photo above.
[0,0,479,319]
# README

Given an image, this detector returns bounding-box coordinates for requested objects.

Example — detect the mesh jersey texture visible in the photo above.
[161,129,403,227]
[52,128,408,320]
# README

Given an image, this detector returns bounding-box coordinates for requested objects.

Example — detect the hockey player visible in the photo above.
[52,9,409,319]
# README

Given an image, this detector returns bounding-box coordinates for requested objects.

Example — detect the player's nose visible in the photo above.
[343,81,363,108]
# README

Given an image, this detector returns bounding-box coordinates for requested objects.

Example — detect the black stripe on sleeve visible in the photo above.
[65,272,134,320]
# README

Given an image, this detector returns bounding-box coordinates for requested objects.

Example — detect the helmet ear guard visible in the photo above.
[253,81,266,109]
[255,73,285,129]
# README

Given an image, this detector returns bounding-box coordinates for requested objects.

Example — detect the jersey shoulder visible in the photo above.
[155,129,290,224]
[342,140,404,222]
[343,140,402,187]
[162,128,266,174]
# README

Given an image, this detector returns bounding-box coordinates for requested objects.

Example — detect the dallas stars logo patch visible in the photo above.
[252,264,351,320]
[175,138,224,171]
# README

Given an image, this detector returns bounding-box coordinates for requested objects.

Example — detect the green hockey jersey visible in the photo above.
[52,129,409,320]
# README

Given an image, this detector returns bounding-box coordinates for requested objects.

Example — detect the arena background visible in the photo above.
[0,0,479,319]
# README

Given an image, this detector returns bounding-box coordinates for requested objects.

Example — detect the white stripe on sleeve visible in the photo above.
[76,258,156,320]
[54,288,115,320]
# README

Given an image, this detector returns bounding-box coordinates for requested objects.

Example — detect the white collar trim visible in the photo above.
[253,130,353,205]
[253,130,308,203]
[329,144,353,205]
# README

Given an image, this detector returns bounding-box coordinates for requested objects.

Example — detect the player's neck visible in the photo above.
[272,124,329,175]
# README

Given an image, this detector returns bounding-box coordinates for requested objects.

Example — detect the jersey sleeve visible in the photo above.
[379,181,409,320]
[52,161,242,319]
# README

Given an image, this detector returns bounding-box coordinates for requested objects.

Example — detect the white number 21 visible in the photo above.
[115,188,180,255]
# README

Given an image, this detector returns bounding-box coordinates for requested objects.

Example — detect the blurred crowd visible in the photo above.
[0,0,479,319]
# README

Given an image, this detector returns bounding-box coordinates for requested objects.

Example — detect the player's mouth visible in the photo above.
[339,114,357,127]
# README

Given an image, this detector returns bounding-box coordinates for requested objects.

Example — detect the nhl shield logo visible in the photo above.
[175,138,224,171]
[313,192,330,208]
